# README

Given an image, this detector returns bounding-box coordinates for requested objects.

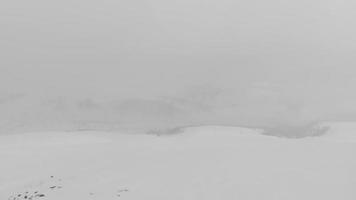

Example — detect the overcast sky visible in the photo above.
[2,0,356,129]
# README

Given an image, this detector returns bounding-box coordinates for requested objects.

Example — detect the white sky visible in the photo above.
[1,0,356,127]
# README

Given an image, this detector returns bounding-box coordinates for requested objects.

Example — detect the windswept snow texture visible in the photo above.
[1,125,355,200]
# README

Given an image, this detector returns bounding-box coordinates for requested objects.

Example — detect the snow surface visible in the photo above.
[314,121,356,143]
[0,124,355,200]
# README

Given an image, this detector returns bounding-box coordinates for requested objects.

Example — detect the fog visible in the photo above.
[2,0,356,133]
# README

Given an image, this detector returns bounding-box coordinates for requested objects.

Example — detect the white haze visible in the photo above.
[2,0,356,133]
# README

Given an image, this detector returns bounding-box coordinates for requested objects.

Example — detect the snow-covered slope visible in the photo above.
[0,126,355,200]
[312,121,356,142]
